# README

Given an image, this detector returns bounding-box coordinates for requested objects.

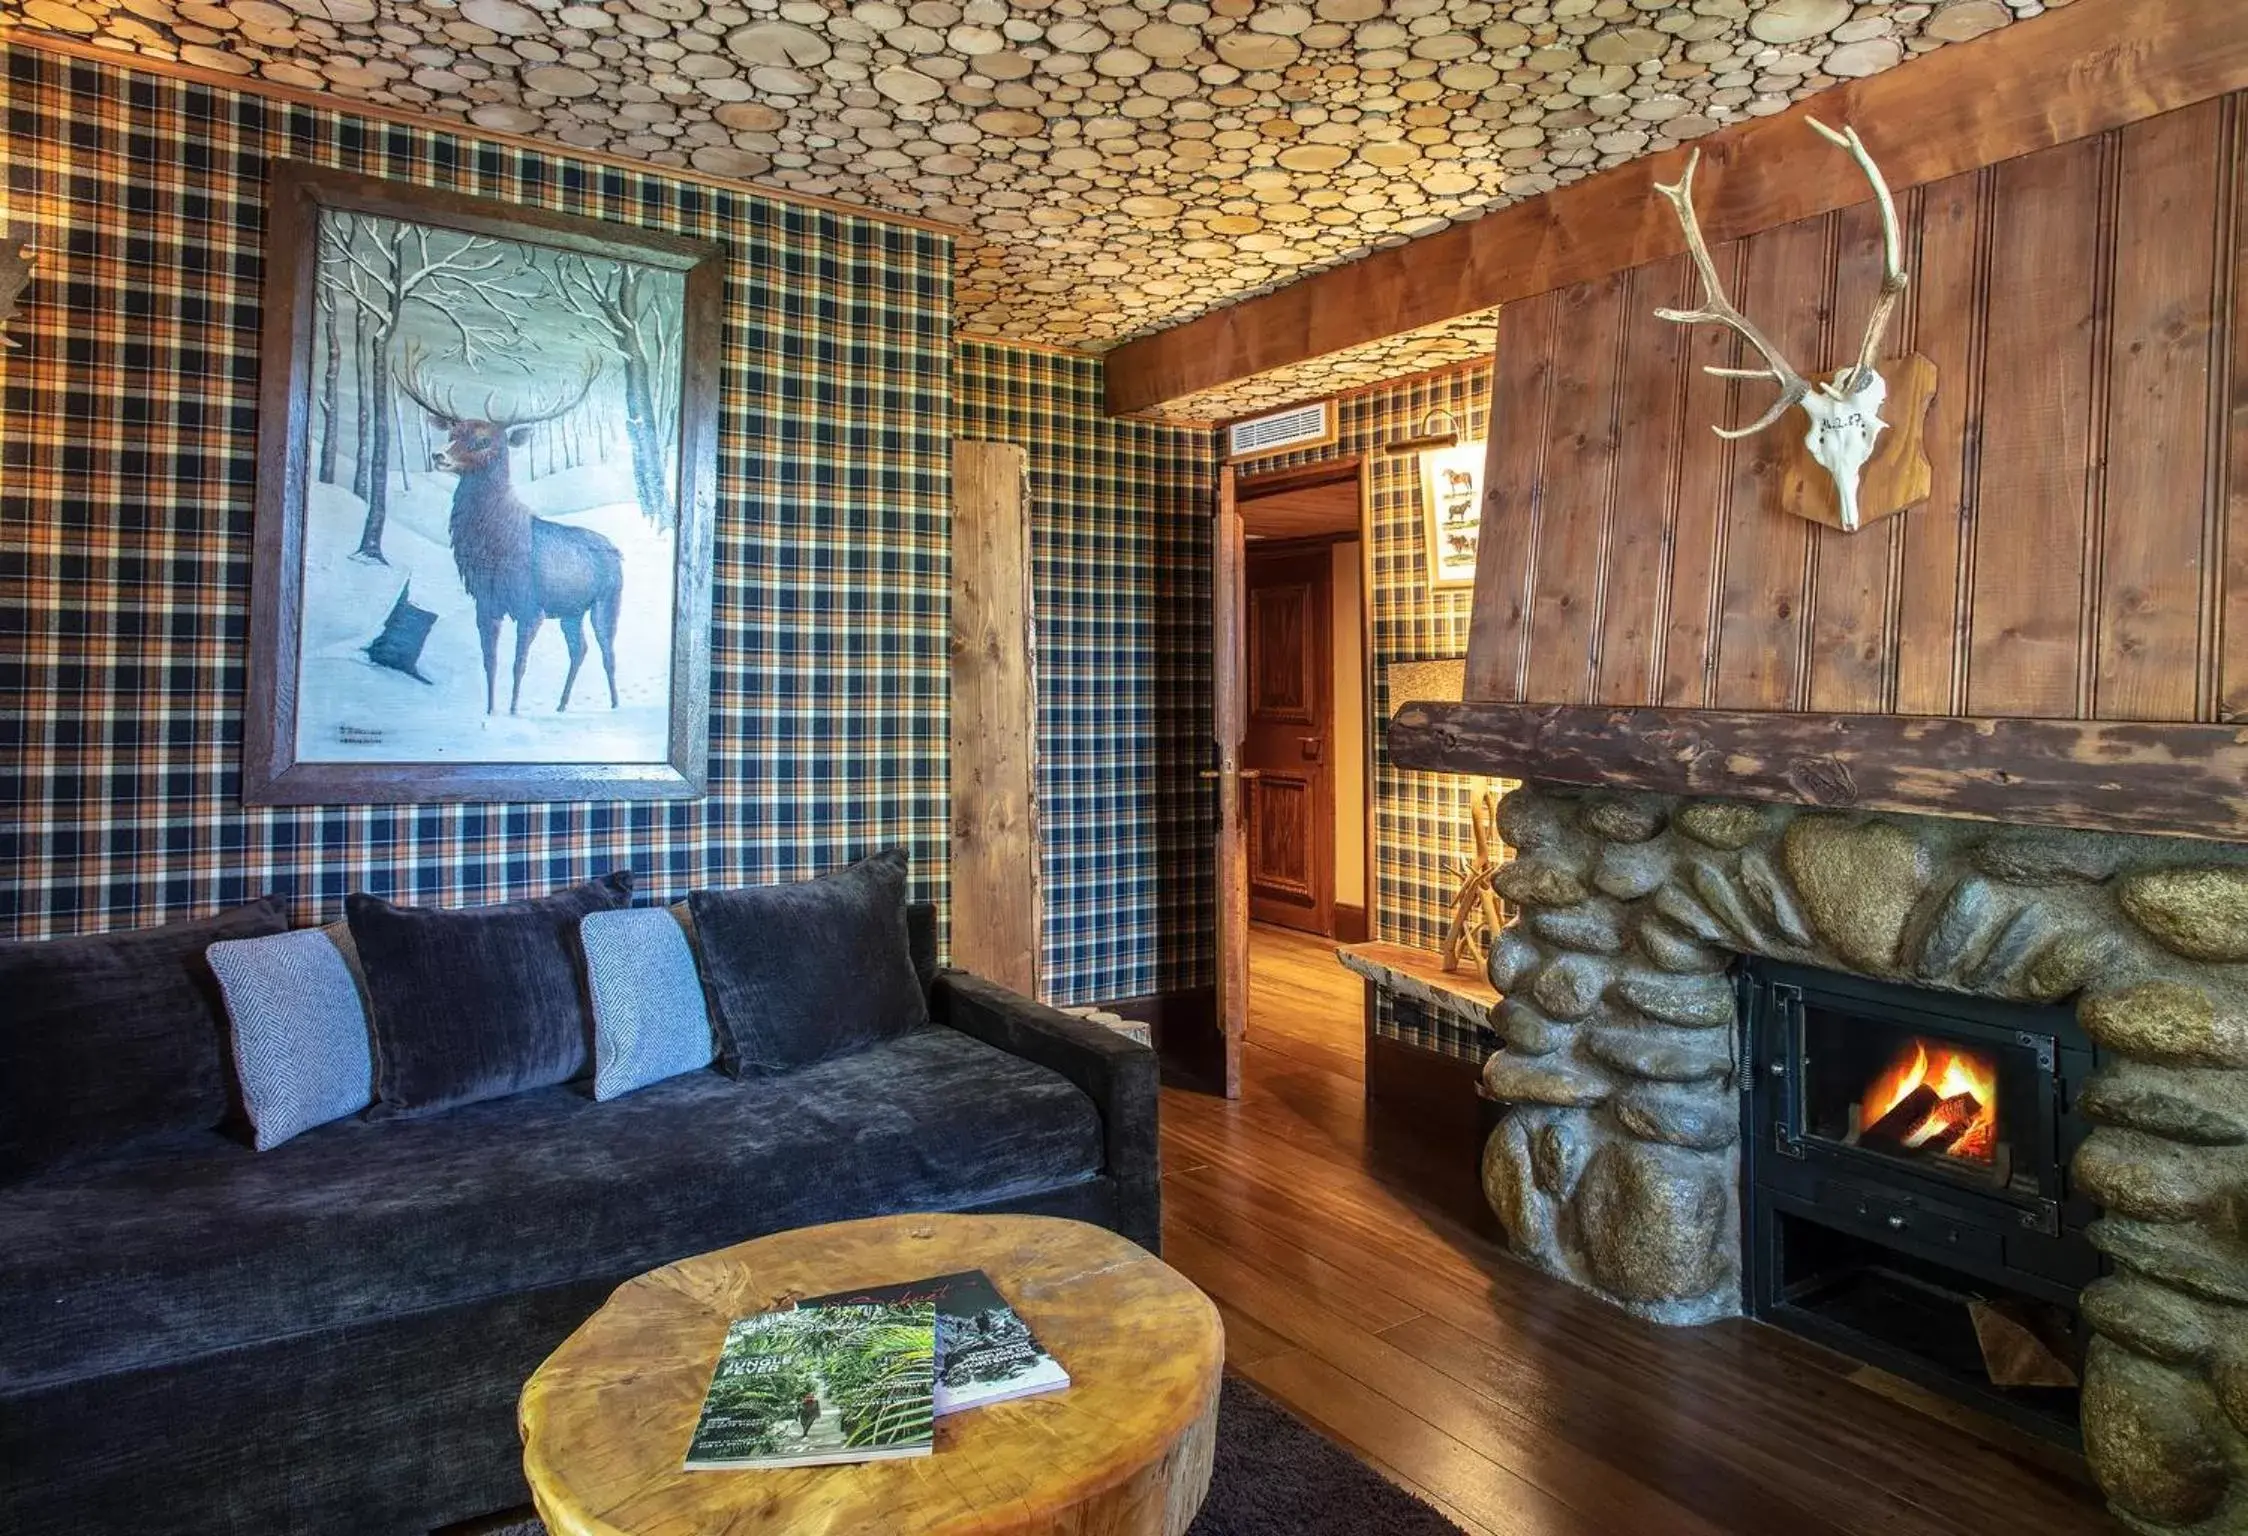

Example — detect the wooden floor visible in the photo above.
[1157,924,2110,1536]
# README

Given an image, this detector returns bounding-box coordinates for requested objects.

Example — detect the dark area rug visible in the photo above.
[464,1375,1462,1535]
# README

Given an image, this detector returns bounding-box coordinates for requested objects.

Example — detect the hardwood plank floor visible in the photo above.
[1157,926,2109,1536]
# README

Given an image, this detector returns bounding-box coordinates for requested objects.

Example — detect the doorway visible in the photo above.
[1210,456,1372,1097]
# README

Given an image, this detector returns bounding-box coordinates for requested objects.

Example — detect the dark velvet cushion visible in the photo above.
[0,1025,1102,1396]
[690,848,929,1077]
[0,899,289,1179]
[346,872,631,1118]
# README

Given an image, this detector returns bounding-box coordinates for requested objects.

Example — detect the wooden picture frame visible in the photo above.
[1418,438,1486,591]
[244,163,723,805]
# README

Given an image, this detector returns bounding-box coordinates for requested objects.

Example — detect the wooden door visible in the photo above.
[1210,472,1247,1099]
[1242,544,1335,936]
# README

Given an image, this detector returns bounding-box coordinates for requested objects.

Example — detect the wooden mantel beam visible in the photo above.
[1103,0,2248,416]
[1387,702,2248,844]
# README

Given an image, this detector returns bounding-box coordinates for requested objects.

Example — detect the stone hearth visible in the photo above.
[1477,783,2248,1534]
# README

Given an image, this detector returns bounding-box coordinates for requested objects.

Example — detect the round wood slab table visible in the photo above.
[519,1213,1223,1536]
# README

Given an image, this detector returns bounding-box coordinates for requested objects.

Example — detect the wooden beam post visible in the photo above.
[1387,701,2248,843]
[950,441,1042,996]
[1102,0,2248,415]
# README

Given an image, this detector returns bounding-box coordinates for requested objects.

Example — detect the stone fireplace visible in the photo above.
[1477,782,2248,1533]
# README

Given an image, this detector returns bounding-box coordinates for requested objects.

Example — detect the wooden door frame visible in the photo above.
[1214,454,1376,1098]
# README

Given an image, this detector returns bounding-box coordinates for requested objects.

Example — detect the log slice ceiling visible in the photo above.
[3,0,2069,378]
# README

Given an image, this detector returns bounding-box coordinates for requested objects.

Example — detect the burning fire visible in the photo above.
[1859,1038,1999,1163]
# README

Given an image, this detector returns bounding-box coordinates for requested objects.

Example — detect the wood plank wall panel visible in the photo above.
[1463,292,1558,703]
[1659,253,1746,709]
[1807,195,1910,713]
[1893,167,1984,717]
[1464,92,2248,727]
[1965,134,2107,718]
[1712,216,1827,710]
[2096,100,2222,721]
[1521,274,1625,703]
[2225,103,2248,720]
[1594,256,1690,705]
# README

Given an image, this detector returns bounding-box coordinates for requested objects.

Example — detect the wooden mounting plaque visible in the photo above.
[1387,701,2248,843]
[1779,353,1938,533]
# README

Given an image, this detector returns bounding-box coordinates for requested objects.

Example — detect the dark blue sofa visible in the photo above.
[0,906,1159,1535]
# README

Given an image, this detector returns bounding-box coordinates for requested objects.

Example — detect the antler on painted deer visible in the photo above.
[1651,117,1910,531]
[393,340,601,430]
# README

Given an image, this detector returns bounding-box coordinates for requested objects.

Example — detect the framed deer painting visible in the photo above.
[243,164,722,804]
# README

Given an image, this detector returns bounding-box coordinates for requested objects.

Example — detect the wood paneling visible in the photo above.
[1103,0,2248,415]
[950,441,1042,997]
[1460,95,2248,731]
[1966,133,2106,719]
[2097,100,2224,721]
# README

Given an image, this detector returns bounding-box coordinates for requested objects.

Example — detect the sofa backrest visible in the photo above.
[906,901,938,992]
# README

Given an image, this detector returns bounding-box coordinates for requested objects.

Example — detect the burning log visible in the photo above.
[1902,1092,1983,1156]
[1861,1085,1942,1148]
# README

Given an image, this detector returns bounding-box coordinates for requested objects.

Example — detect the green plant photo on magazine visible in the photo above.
[684,1301,936,1470]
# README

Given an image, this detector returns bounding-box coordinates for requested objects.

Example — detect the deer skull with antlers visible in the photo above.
[1654,119,1914,533]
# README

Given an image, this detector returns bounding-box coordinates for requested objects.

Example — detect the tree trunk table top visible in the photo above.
[519,1213,1223,1536]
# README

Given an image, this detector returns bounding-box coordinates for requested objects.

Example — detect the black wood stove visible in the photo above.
[1740,958,2105,1443]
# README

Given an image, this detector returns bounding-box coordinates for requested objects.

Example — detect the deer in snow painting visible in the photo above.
[394,343,625,716]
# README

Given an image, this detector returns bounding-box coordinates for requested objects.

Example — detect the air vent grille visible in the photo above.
[1227,401,1333,460]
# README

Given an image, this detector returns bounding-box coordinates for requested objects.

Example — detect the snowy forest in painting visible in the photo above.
[292,207,688,765]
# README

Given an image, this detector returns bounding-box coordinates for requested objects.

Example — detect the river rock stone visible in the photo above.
[2214,1353,2248,1440]
[1578,795,1666,843]
[2091,1216,2248,1308]
[1593,840,1673,901]
[2080,1276,2217,1367]
[1914,875,2009,983]
[2119,867,2248,962]
[2081,1339,2234,1528]
[1586,1024,1733,1084]
[1687,861,1768,950]
[2081,982,2248,1069]
[1737,847,1812,947]
[1652,881,1735,945]
[1481,1116,1562,1266]
[1498,999,1566,1056]
[2074,1129,2246,1224]
[1483,1054,1611,1107]
[1636,917,1727,975]
[2013,927,2116,1004]
[1673,799,1767,851]
[1577,1141,1731,1304]
[1495,858,1591,910]
[1781,815,1934,973]
[1487,929,1543,993]
[1613,1083,1739,1149]
[1531,953,1610,1021]
[2081,1062,2248,1146]
[1494,787,1567,853]
[1973,832,2119,886]
[1612,970,1737,1029]
[1529,901,1628,955]
[1530,1113,1589,1198]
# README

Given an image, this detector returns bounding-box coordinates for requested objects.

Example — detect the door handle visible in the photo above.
[1198,768,1264,780]
[1300,736,1323,762]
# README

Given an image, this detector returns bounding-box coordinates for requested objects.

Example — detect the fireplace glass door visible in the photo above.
[1786,995,2059,1208]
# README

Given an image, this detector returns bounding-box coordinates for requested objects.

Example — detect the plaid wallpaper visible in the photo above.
[1250,363,1496,1060]
[0,46,956,939]
[953,340,1215,1007]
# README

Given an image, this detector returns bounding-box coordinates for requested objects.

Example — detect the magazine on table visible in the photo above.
[683,1301,936,1470]
[800,1268,1069,1414]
